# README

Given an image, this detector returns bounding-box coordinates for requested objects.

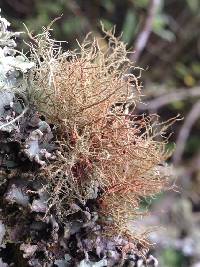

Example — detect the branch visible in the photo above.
[138,87,200,111]
[130,0,161,63]
[173,100,200,165]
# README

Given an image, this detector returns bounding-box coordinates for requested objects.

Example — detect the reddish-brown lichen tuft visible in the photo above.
[28,26,174,246]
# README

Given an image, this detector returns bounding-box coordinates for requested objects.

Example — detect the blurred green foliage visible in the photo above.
[160,248,186,267]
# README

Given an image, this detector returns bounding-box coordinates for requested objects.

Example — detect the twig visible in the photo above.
[0,107,29,130]
[173,100,200,165]
[138,86,200,111]
[130,0,161,63]
[47,15,63,32]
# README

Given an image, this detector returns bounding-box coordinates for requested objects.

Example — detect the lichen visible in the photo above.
[0,12,174,267]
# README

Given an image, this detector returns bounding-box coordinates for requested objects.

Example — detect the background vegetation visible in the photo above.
[1,0,200,266]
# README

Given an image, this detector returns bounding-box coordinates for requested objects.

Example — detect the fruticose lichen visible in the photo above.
[0,12,173,267]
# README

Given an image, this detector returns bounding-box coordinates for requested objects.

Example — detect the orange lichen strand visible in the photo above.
[29,27,172,246]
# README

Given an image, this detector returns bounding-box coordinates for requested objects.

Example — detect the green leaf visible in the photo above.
[62,17,85,35]
[185,135,200,155]
[170,100,185,110]
[122,10,136,44]
[101,0,115,12]
[153,14,169,30]
[37,2,63,14]
[133,0,149,8]
[186,0,199,13]
[175,63,188,78]
[152,14,175,41]
[155,29,175,41]
[160,248,185,267]
[191,62,200,75]
[100,19,114,31]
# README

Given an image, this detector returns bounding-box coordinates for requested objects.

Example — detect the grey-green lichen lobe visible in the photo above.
[0,11,34,91]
